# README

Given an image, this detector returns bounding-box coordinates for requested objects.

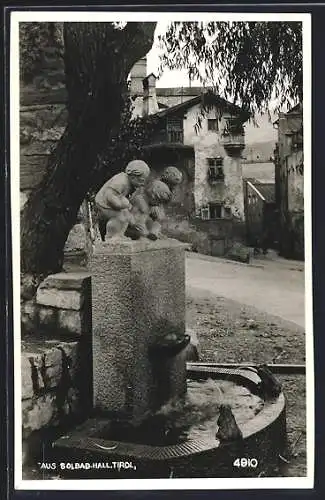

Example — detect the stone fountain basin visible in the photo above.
[53,366,286,479]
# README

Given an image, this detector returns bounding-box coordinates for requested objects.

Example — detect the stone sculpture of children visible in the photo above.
[160,166,183,192]
[95,160,150,241]
[126,180,172,241]
[145,166,183,239]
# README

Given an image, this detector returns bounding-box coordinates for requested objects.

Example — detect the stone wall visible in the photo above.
[21,271,92,465]
[287,150,304,213]
[276,107,304,260]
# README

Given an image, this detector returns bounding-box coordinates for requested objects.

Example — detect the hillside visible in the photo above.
[242,162,275,183]
[243,113,277,163]
[242,140,277,163]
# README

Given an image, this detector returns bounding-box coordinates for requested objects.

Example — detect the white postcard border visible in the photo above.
[10,10,313,491]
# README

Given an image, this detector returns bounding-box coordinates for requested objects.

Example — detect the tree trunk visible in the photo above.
[20,22,156,278]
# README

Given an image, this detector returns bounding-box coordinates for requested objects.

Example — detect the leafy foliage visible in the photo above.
[19,22,64,83]
[221,117,245,137]
[20,21,157,277]
[158,21,302,117]
[94,92,160,193]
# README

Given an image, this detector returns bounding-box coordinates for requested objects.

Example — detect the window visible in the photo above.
[198,203,224,219]
[166,116,184,143]
[207,157,224,182]
[208,166,224,182]
[207,119,219,132]
[209,202,222,219]
[208,157,223,167]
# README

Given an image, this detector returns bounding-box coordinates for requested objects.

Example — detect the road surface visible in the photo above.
[185,252,305,328]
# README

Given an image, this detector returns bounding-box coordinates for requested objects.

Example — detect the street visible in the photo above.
[186,252,305,328]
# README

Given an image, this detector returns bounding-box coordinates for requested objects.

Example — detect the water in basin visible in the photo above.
[94,378,264,446]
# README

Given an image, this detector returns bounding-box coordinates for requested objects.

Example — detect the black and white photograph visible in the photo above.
[10,10,313,490]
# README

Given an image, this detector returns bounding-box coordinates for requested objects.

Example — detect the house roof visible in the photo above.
[245,178,275,203]
[255,183,275,203]
[153,91,251,123]
[283,116,302,135]
[156,86,209,97]
[273,115,302,135]
[287,103,302,115]
[273,102,302,127]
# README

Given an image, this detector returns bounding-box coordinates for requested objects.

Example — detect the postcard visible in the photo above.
[9,9,313,491]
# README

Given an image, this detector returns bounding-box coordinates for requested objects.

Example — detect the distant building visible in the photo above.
[130,58,250,256]
[274,103,304,260]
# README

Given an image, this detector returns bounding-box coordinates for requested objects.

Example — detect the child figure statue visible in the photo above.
[95,160,150,241]
[126,180,172,241]
[145,166,183,240]
[125,166,183,241]
[160,166,183,192]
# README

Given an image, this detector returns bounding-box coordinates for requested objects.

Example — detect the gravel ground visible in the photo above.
[186,288,307,477]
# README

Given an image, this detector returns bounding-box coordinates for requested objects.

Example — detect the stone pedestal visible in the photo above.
[91,238,187,421]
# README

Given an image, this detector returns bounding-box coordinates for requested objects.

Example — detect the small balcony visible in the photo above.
[142,125,193,158]
[220,120,245,156]
[150,127,184,146]
[220,133,245,155]
[151,115,185,145]
[167,129,184,143]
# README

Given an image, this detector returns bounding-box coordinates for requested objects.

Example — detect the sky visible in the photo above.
[146,22,202,88]
[145,23,278,144]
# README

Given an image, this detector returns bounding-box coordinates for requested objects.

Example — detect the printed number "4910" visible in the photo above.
[233,458,258,468]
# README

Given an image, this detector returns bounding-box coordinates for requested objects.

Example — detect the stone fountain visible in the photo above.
[53,166,286,479]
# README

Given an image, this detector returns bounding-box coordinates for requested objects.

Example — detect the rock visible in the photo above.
[38,272,91,291]
[22,393,57,433]
[21,356,34,400]
[57,341,79,378]
[64,223,88,253]
[58,309,82,335]
[20,191,30,210]
[40,348,63,389]
[36,288,83,311]
[21,311,36,336]
[38,306,56,328]
[21,274,40,301]
[20,300,38,335]
[21,340,79,396]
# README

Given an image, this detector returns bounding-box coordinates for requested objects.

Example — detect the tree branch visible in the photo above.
[122,22,157,69]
